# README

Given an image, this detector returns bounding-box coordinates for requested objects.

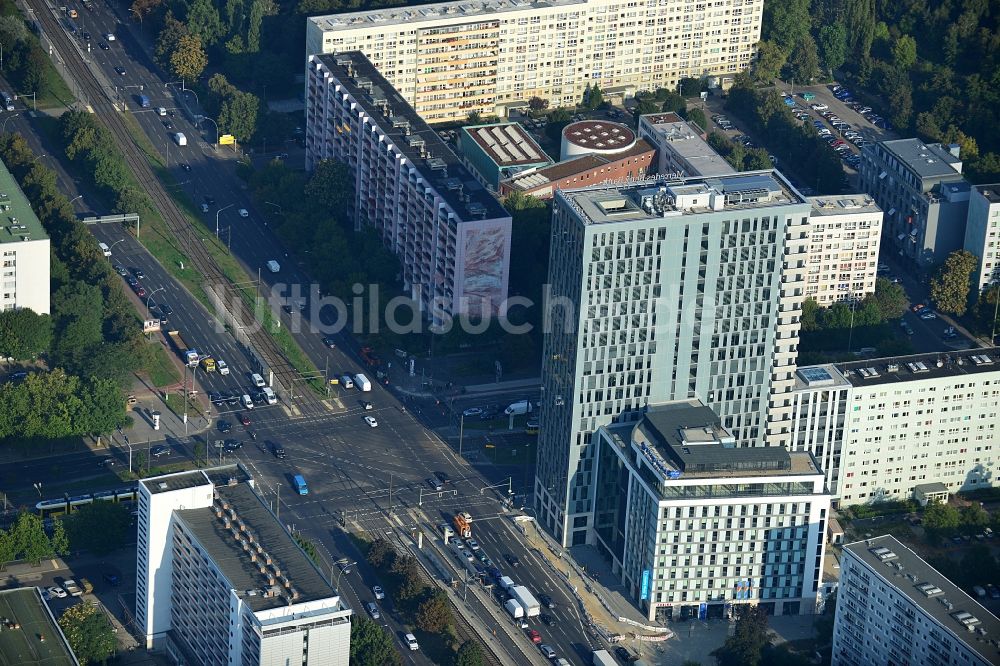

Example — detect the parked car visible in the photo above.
[218,420,232,433]
[239,414,251,426]
[150,445,169,457]
[527,629,542,644]
[373,585,385,600]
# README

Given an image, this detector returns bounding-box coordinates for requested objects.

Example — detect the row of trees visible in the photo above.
[724,74,845,193]
[706,132,774,172]
[0,501,133,566]
[0,11,53,99]
[923,249,998,338]
[58,602,118,666]
[758,0,1000,183]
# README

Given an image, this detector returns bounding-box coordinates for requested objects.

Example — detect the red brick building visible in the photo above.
[498,140,656,199]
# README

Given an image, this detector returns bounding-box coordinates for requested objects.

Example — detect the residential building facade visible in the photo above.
[804,195,883,305]
[0,159,50,315]
[790,349,1000,506]
[306,0,764,123]
[964,184,1000,294]
[637,113,735,178]
[593,400,830,623]
[834,535,1000,666]
[534,171,811,546]
[858,139,969,267]
[136,466,352,665]
[497,143,656,199]
[458,122,551,191]
[305,52,512,320]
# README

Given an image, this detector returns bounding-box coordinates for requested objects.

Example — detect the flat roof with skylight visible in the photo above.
[0,159,48,246]
[834,348,1000,387]
[876,139,964,180]
[807,195,882,217]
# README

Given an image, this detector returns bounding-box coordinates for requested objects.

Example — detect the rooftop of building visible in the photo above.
[503,140,654,191]
[639,113,735,178]
[807,194,882,217]
[0,159,49,246]
[0,588,78,666]
[793,364,854,391]
[831,348,1000,388]
[629,400,821,480]
[174,480,338,614]
[311,52,509,222]
[556,170,807,225]
[310,0,586,32]
[844,535,1000,661]
[462,122,550,168]
[976,184,1000,204]
[874,139,964,180]
[562,121,635,151]
[141,465,249,495]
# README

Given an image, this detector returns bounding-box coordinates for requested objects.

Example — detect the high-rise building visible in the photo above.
[136,465,352,665]
[306,0,762,123]
[790,349,1000,505]
[833,535,1000,666]
[534,171,810,546]
[636,113,736,178]
[305,52,512,319]
[804,195,883,305]
[0,159,50,315]
[964,184,1000,294]
[593,400,830,623]
[858,139,969,267]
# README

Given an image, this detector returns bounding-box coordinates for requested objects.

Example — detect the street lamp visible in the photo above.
[215,203,234,238]
[109,238,126,254]
[264,201,283,215]
[1,113,18,133]
[146,286,166,313]
[69,194,83,206]
[33,482,42,497]
[201,116,220,148]
[332,558,356,589]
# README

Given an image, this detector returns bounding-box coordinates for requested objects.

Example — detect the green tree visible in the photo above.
[455,640,484,666]
[193,440,206,467]
[869,277,908,321]
[170,33,208,81]
[0,308,52,360]
[762,0,810,51]
[583,84,604,110]
[923,502,961,532]
[304,160,353,213]
[415,589,453,633]
[11,511,54,564]
[154,13,188,70]
[634,98,660,116]
[713,605,770,666]
[892,35,918,71]
[391,555,422,600]
[58,602,117,666]
[753,40,787,83]
[785,35,820,83]
[528,97,548,111]
[976,284,1000,338]
[686,107,707,131]
[817,24,847,75]
[677,76,703,98]
[51,518,69,557]
[961,504,991,532]
[185,0,226,46]
[367,538,394,568]
[929,250,979,316]
[657,90,686,115]
[843,0,876,60]
[350,617,400,666]
[293,533,319,564]
[218,90,260,142]
[65,503,132,555]
[130,0,163,23]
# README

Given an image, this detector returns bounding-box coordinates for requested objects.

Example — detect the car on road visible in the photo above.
[133,269,145,279]
[366,602,380,619]
[920,310,938,320]
[465,538,480,550]
[428,477,443,491]
[126,275,138,287]
[98,457,115,467]
[989,584,1000,599]
[218,420,232,433]
[404,633,420,651]
[462,407,483,417]
[373,585,385,600]
[362,401,374,411]
[180,163,191,171]
[98,41,109,50]
[901,322,915,336]
[251,373,265,388]
[114,66,126,75]
[201,203,210,213]
[271,442,286,458]
[224,440,243,451]
[504,553,520,568]
[136,286,147,298]
[105,32,115,41]
[150,445,169,457]
[113,264,127,276]
[239,208,249,217]
[102,572,120,586]
[322,336,337,348]
[362,415,378,428]
[615,646,637,662]
[911,303,926,313]
[811,103,828,111]
[163,121,174,130]
[239,414,251,427]
[82,31,90,40]
[539,644,557,660]
[527,629,542,644]
[538,593,555,609]
[541,613,556,626]
[47,586,67,599]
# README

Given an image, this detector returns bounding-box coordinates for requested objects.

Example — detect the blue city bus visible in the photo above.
[293,474,308,495]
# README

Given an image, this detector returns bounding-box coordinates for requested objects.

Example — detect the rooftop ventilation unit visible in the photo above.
[915,582,944,597]
[869,546,897,561]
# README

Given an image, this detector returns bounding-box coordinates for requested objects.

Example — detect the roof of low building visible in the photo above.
[462,123,550,168]
[503,140,655,191]
[0,588,79,666]
[0,159,48,246]
[807,194,882,217]
[876,139,964,180]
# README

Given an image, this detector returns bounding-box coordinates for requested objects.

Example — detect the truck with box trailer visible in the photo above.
[505,400,533,415]
[167,330,199,366]
[592,650,616,666]
[354,373,372,392]
[504,598,524,619]
[498,576,516,591]
[510,586,540,617]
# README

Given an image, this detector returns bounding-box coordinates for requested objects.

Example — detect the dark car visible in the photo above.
[180,163,191,172]
[82,31,90,40]
[615,646,636,662]
[239,414,251,427]
[98,41,109,50]
[538,593,555,609]
[218,420,232,433]
[205,196,216,206]
[158,303,173,316]
[223,440,243,451]
[102,572,120,586]
[504,553,520,568]
[150,445,169,457]
[133,269,145,279]
[541,613,556,626]
[322,336,337,348]
[163,121,174,130]
[126,275,138,287]
[114,66,126,75]
[271,442,286,459]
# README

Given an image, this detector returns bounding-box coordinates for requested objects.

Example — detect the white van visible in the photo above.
[262,387,277,405]
[98,242,111,257]
[173,132,187,146]
[241,394,254,409]
[266,260,280,273]
[339,375,354,390]
[251,373,265,388]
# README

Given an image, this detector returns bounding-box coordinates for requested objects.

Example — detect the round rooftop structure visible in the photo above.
[560,121,637,160]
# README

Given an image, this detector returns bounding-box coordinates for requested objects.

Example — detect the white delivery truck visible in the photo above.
[173,132,187,146]
[592,650,616,666]
[510,586,540,617]
[498,576,516,591]
[505,400,533,415]
[354,373,372,391]
[504,598,524,619]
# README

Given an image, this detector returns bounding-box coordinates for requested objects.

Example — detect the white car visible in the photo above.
[364,416,378,428]
[238,208,249,218]
[217,359,229,375]
[251,373,265,388]
[105,32,116,41]
[366,602,380,619]
[404,633,419,651]
[47,586,68,599]
[373,585,385,600]
[465,538,481,551]
[811,103,828,111]
[63,580,83,597]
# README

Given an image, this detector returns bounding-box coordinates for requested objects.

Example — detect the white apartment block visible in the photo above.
[790,349,1000,506]
[136,465,352,665]
[965,184,1000,294]
[834,535,1000,666]
[306,52,512,320]
[593,400,830,622]
[804,195,883,305]
[306,0,763,123]
[535,171,810,547]
[0,160,50,315]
